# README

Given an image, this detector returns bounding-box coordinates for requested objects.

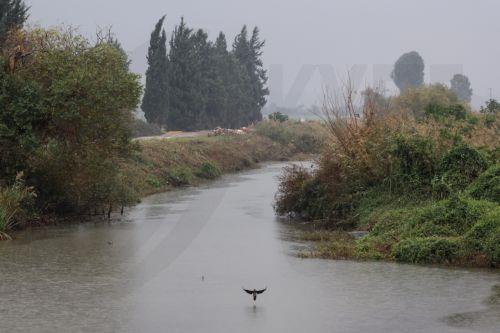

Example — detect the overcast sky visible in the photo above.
[27,0,500,108]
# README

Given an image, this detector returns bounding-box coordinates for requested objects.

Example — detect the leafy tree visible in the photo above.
[450,74,473,103]
[141,16,169,127]
[0,0,28,41]
[480,99,500,114]
[0,27,142,213]
[392,51,425,93]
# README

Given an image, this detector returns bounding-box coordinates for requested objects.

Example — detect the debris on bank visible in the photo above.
[209,126,252,137]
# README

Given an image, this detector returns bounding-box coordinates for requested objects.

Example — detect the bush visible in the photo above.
[425,103,467,121]
[393,84,460,119]
[439,144,489,181]
[268,112,289,122]
[392,135,437,188]
[432,145,489,197]
[255,120,326,154]
[274,165,330,219]
[464,208,500,265]
[196,162,221,180]
[393,237,461,264]
[275,165,311,217]
[167,167,194,186]
[410,196,494,235]
[467,164,500,203]
[484,114,497,128]
[486,232,500,267]
[146,175,164,189]
[0,173,36,238]
[0,27,142,216]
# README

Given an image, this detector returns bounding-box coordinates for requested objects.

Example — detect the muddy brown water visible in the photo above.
[0,163,498,333]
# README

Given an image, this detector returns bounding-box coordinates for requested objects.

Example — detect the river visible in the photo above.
[0,163,498,333]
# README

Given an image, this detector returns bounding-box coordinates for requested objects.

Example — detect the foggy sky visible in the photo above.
[27,0,500,108]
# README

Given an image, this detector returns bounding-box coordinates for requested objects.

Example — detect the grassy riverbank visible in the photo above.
[0,120,326,238]
[277,86,500,268]
[122,121,325,197]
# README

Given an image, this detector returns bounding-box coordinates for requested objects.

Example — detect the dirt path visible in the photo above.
[134,130,211,141]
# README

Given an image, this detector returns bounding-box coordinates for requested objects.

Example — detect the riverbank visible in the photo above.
[2,163,498,333]
[0,120,326,239]
[121,124,323,198]
[275,86,499,268]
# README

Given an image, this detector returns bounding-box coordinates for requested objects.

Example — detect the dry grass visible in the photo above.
[297,231,356,259]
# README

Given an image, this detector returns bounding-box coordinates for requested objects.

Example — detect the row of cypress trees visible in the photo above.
[141,17,268,130]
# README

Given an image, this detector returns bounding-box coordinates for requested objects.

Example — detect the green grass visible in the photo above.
[195,162,222,180]
[119,123,324,198]
[296,187,499,267]
[393,237,461,264]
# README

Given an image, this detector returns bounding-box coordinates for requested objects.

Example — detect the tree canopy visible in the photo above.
[0,27,142,213]
[0,0,28,41]
[141,16,169,127]
[450,73,473,103]
[392,51,425,93]
[141,17,269,130]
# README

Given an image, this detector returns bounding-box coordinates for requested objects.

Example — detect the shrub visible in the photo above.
[146,175,164,189]
[393,84,460,119]
[274,165,311,217]
[1,27,142,215]
[167,167,194,186]
[432,145,489,196]
[196,162,221,180]
[467,164,500,203]
[268,112,289,122]
[255,120,326,154]
[464,208,500,265]
[393,237,461,264]
[392,134,437,188]
[425,103,467,121]
[439,145,489,181]
[275,165,330,219]
[403,195,495,236]
[486,232,500,267]
[0,173,36,239]
[484,114,497,128]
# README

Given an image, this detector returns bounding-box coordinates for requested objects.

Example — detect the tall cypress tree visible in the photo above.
[161,20,268,130]
[249,27,269,118]
[141,16,169,127]
[0,0,29,41]
[204,32,232,128]
[168,18,200,130]
[232,25,268,125]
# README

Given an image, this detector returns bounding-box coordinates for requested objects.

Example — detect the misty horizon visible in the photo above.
[27,0,500,108]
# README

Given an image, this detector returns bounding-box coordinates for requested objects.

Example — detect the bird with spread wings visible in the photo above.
[243,287,267,301]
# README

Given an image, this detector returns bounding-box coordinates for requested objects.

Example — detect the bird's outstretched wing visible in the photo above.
[243,288,253,295]
[256,288,267,294]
